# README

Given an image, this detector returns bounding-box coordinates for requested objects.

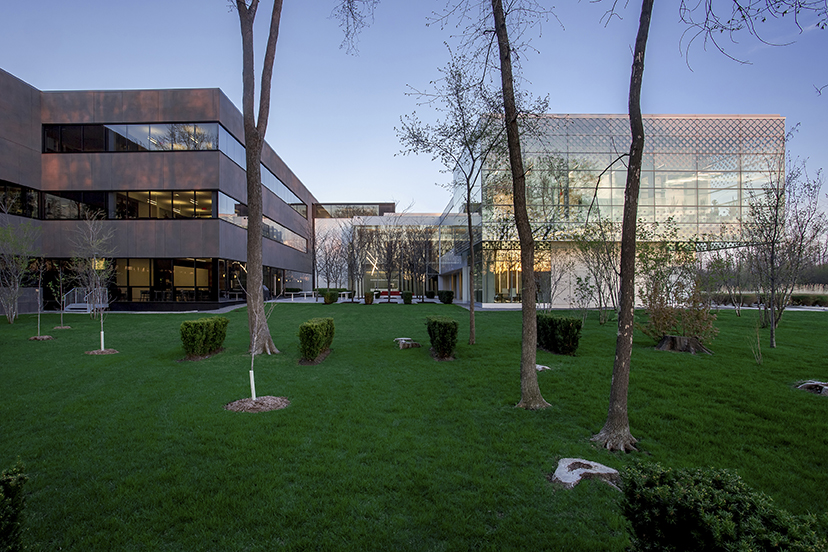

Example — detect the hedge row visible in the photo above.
[623,463,828,552]
[426,316,458,359]
[537,313,582,355]
[180,316,229,357]
[299,317,335,361]
[0,462,27,552]
[437,290,454,304]
[707,292,828,308]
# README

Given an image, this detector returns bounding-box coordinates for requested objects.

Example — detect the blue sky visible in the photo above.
[1,1,824,213]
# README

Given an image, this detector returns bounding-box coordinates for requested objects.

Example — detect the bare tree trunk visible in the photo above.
[592,0,653,451]
[491,0,549,410]
[467,192,476,345]
[236,0,281,355]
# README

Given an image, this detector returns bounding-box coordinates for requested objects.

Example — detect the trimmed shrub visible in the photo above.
[622,462,828,552]
[425,290,436,299]
[363,292,374,305]
[437,290,455,304]
[537,313,582,355]
[0,461,27,552]
[180,316,229,358]
[299,317,335,361]
[426,316,458,359]
[402,291,413,304]
[323,290,339,305]
[285,287,302,293]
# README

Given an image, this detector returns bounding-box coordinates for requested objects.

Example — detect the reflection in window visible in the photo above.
[0,183,38,218]
[218,192,306,252]
[44,123,218,153]
[113,258,217,302]
[44,191,105,220]
[218,192,248,228]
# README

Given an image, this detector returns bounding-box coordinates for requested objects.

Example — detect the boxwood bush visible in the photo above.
[323,290,339,305]
[426,316,458,359]
[536,313,582,355]
[363,292,374,305]
[180,316,230,358]
[622,462,828,552]
[402,291,413,304]
[425,290,436,299]
[437,290,454,304]
[298,317,335,361]
[0,461,27,552]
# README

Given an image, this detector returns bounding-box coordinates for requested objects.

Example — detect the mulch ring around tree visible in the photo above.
[177,348,225,362]
[430,348,455,362]
[225,396,290,413]
[29,335,54,341]
[299,348,331,366]
[85,349,119,355]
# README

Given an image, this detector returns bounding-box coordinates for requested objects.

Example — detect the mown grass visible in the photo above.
[1,303,826,551]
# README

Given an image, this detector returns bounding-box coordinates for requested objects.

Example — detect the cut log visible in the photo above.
[655,335,713,355]
[796,380,827,395]
[549,458,621,490]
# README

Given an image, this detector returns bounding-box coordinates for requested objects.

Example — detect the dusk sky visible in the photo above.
[1,1,825,213]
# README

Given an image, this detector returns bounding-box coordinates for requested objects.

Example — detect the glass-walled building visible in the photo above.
[438,114,786,305]
[0,67,315,311]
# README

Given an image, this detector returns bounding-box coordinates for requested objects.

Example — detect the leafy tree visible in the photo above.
[636,221,719,344]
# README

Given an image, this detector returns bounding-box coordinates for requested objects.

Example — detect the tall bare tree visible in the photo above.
[746,155,826,348]
[234,0,282,354]
[490,0,550,409]
[591,0,654,452]
[234,0,378,352]
[398,53,505,343]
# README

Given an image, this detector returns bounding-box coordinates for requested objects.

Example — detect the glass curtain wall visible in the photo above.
[470,115,786,303]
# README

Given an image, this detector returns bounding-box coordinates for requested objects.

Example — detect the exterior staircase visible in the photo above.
[64,287,109,313]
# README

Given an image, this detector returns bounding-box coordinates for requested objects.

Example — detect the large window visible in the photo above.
[218,192,307,252]
[44,122,308,218]
[0,182,38,218]
[114,191,214,220]
[217,126,308,218]
[44,123,219,153]
[114,258,216,302]
[44,191,106,220]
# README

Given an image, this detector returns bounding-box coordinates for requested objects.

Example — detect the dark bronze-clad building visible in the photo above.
[0,67,315,310]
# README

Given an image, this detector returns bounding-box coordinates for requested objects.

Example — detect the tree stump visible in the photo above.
[655,335,713,355]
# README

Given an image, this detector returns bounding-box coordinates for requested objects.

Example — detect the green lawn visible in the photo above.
[1,303,826,551]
